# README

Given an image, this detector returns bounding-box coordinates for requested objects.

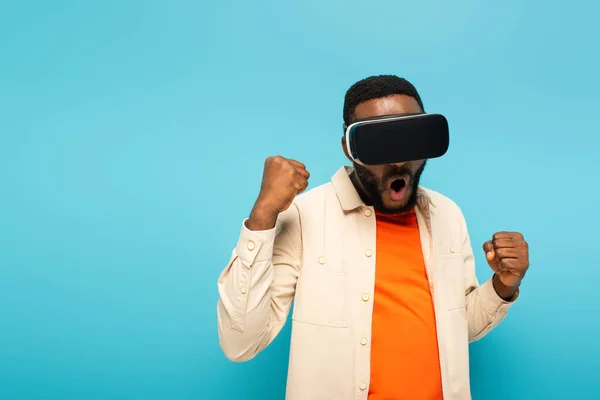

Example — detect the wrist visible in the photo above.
[492,274,519,301]
[247,202,279,231]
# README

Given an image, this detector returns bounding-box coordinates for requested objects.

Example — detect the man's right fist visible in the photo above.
[247,156,310,231]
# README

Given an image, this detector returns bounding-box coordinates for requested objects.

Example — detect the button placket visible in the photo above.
[356,204,375,398]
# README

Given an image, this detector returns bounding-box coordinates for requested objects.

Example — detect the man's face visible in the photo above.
[344,94,426,215]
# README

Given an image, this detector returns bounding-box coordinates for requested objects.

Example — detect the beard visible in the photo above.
[353,161,426,215]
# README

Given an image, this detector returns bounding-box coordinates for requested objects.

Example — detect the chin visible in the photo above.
[375,190,417,215]
[386,193,410,207]
[384,198,408,208]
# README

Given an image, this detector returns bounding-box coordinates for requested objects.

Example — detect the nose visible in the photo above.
[389,162,406,168]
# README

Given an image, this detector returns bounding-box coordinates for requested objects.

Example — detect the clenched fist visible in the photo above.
[483,232,530,300]
[246,156,310,231]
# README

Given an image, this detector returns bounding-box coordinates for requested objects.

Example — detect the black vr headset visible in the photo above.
[343,113,450,166]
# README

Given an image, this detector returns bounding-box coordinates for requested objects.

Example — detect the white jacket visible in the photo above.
[217,166,517,400]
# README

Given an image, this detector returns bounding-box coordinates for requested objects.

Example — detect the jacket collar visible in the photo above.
[331,166,434,212]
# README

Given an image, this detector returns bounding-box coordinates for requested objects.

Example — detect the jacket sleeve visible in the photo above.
[460,211,519,342]
[217,205,302,362]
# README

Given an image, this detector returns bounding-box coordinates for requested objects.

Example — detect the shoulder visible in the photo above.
[276,182,334,230]
[294,181,335,207]
[419,186,465,219]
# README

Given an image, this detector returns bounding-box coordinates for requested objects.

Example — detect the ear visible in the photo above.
[341,136,352,161]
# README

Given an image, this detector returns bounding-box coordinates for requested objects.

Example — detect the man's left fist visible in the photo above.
[483,232,530,289]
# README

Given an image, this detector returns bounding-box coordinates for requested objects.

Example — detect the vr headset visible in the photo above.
[343,113,449,166]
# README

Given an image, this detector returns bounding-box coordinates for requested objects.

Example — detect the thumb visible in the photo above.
[483,240,497,265]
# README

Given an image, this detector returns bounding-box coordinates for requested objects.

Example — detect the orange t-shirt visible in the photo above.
[368,210,443,400]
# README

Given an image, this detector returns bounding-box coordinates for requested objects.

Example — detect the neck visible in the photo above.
[349,169,372,206]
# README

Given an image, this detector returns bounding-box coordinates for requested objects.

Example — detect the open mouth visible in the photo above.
[388,176,407,201]
[390,178,406,192]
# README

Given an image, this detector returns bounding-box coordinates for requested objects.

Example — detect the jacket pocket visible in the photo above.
[292,262,348,328]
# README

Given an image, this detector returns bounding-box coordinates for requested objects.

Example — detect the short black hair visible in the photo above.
[343,75,425,125]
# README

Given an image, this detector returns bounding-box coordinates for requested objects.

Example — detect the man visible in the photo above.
[217,75,530,400]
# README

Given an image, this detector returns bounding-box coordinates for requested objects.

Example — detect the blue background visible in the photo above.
[1,1,599,399]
